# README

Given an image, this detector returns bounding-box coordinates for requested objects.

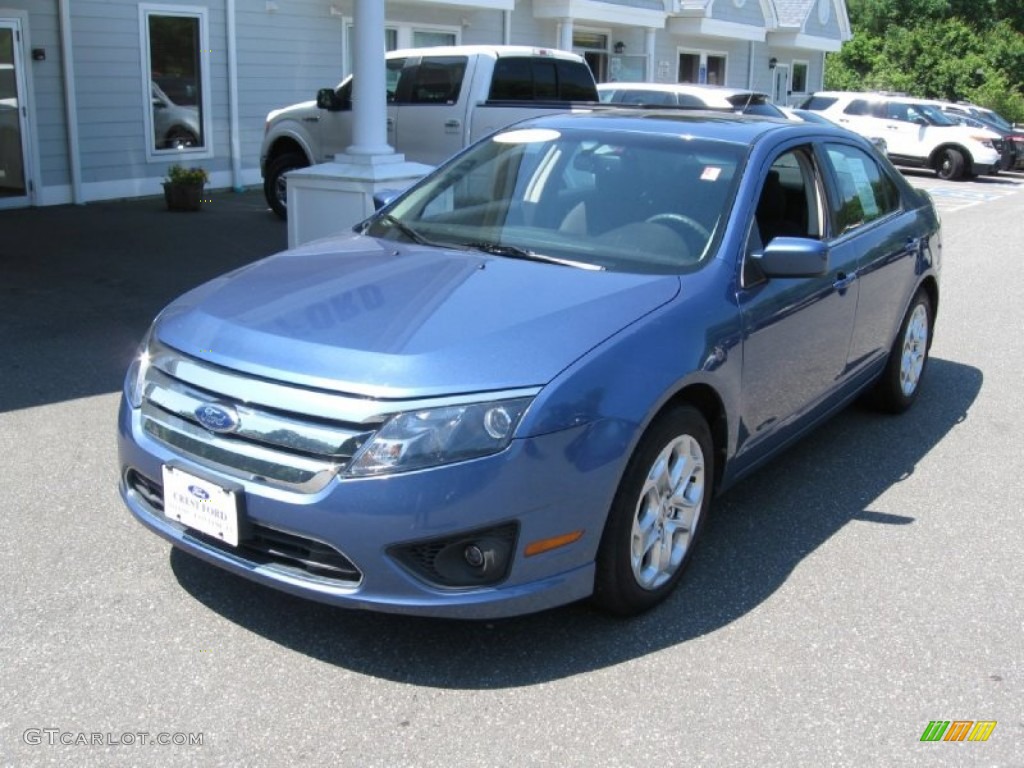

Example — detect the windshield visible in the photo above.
[978,108,1012,131]
[914,104,956,126]
[369,125,744,274]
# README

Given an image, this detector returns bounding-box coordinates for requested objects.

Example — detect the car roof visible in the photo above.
[515,107,849,145]
[597,82,768,103]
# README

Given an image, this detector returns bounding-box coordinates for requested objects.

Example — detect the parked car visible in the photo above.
[919,100,1024,171]
[120,110,941,619]
[799,91,1003,179]
[151,81,200,150]
[261,45,599,218]
[781,106,888,156]
[597,82,786,117]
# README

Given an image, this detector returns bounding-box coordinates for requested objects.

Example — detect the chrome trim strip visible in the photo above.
[149,339,541,423]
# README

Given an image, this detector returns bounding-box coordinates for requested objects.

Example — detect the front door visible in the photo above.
[0,19,30,209]
[771,64,790,106]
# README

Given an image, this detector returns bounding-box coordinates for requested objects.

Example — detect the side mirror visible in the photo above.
[753,237,829,278]
[316,88,350,111]
[372,189,404,210]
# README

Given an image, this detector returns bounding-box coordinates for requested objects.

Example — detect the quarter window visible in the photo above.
[141,5,211,160]
[824,143,901,234]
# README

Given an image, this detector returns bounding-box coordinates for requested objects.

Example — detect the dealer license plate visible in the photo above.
[161,466,241,547]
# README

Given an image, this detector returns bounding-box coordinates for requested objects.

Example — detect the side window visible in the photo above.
[824,143,901,235]
[385,58,406,102]
[402,57,466,105]
[746,147,823,285]
[142,5,211,161]
[843,99,869,116]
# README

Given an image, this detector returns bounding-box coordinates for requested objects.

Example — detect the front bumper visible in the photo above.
[118,397,611,619]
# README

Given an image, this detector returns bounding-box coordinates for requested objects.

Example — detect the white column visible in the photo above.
[558,18,573,52]
[645,28,656,82]
[347,0,392,156]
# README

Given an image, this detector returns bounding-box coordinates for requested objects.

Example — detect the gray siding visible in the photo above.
[712,0,768,27]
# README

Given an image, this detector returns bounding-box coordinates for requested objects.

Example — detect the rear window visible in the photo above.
[798,96,838,111]
[489,57,598,101]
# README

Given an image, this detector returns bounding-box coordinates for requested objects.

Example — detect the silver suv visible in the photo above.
[799,91,1003,180]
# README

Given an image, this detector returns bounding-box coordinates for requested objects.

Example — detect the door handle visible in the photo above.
[833,271,857,291]
[444,119,461,133]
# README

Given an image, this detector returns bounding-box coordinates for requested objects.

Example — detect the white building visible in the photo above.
[0,0,849,209]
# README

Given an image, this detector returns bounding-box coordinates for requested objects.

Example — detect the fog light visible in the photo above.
[464,544,485,568]
[389,523,518,588]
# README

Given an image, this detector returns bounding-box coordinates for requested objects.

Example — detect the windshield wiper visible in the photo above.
[368,213,438,246]
[464,241,604,271]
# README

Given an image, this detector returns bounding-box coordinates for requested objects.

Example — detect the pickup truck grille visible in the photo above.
[140,341,381,493]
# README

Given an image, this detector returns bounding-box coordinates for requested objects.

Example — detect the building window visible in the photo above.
[792,61,809,94]
[678,52,726,85]
[344,23,458,76]
[141,5,211,161]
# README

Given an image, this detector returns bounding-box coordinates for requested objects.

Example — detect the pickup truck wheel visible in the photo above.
[593,405,713,616]
[264,152,308,219]
[936,148,964,180]
[165,128,198,149]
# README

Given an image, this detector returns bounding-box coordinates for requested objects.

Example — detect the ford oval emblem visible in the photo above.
[194,403,239,433]
[188,485,210,500]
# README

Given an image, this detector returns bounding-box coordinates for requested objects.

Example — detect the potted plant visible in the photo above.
[162,164,209,211]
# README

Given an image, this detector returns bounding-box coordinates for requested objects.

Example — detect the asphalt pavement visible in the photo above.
[0,189,287,413]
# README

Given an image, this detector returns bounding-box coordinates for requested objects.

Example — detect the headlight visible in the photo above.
[347,397,533,476]
[970,135,995,148]
[124,329,153,409]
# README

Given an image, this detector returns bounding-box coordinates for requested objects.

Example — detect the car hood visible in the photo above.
[155,234,680,399]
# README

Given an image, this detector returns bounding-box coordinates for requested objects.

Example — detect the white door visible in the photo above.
[771,64,790,106]
[0,19,31,209]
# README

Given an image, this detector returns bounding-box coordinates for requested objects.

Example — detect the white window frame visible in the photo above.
[343,20,461,78]
[139,4,213,163]
[791,59,810,96]
[677,48,728,86]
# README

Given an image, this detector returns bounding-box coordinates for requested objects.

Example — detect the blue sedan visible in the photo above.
[118,111,940,618]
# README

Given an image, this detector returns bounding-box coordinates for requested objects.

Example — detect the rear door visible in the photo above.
[819,140,923,377]
[394,55,472,165]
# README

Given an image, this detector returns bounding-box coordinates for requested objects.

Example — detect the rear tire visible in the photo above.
[936,148,965,180]
[263,152,308,219]
[871,290,932,413]
[593,405,714,616]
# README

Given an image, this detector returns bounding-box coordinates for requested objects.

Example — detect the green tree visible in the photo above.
[827,2,1024,122]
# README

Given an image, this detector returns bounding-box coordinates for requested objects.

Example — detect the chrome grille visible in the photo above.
[140,341,380,493]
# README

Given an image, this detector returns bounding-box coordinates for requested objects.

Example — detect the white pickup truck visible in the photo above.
[260,45,599,218]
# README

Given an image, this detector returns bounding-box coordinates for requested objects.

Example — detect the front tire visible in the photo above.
[594,405,714,616]
[263,151,308,219]
[871,290,932,413]
[936,148,965,180]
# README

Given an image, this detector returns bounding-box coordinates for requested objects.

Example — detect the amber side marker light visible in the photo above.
[524,530,584,557]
